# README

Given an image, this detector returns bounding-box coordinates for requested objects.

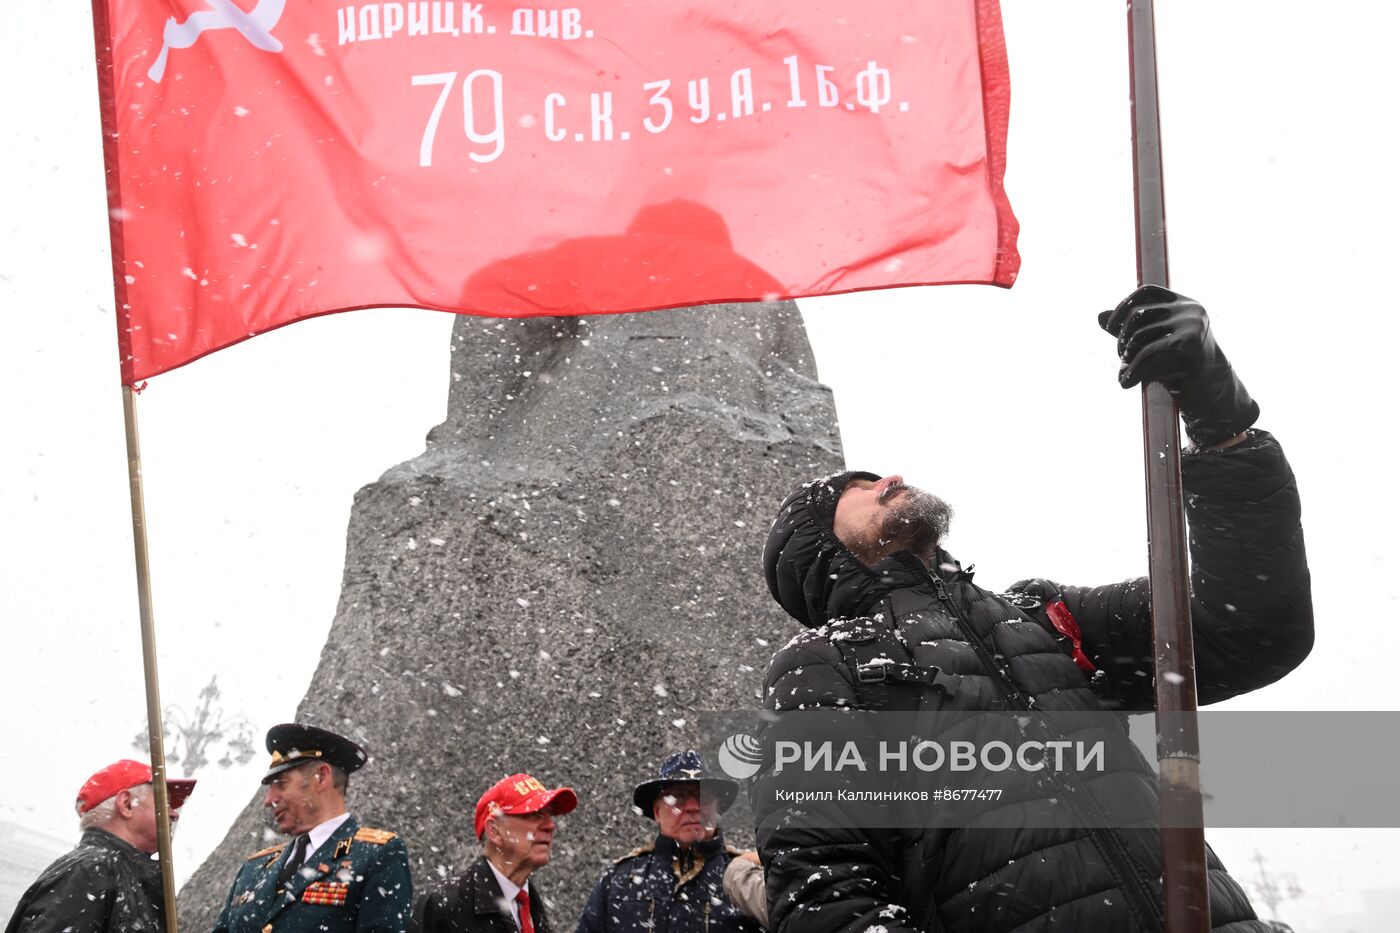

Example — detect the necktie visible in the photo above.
[514,888,535,933]
[276,834,311,889]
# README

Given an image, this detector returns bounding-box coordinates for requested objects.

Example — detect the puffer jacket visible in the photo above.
[4,829,165,933]
[753,431,1313,933]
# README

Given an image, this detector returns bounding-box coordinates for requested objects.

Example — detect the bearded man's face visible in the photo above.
[833,475,953,565]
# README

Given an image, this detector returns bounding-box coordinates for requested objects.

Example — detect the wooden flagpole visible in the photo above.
[122,385,182,933]
[1125,1,1210,931]
[90,2,181,930]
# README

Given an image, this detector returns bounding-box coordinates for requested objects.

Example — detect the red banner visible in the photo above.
[93,1,1019,383]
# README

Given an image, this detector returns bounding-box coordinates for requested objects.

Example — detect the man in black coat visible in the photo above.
[412,772,577,933]
[754,287,1314,933]
[5,759,195,933]
[576,751,763,933]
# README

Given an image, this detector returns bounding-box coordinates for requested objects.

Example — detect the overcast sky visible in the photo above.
[3,3,1397,930]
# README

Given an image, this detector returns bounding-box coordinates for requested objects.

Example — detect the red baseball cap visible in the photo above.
[76,760,197,814]
[474,773,578,839]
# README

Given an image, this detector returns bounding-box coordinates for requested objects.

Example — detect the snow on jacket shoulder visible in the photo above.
[575,832,761,933]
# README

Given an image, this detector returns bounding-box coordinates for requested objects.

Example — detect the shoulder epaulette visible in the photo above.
[612,841,655,864]
[353,827,397,845]
[247,844,285,861]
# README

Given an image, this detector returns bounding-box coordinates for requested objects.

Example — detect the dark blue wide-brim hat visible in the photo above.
[261,723,369,784]
[632,749,738,818]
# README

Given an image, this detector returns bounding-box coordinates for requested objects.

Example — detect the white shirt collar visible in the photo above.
[486,858,529,928]
[303,812,352,861]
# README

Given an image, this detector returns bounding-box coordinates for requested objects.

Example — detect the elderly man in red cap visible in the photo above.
[411,772,577,933]
[4,759,195,933]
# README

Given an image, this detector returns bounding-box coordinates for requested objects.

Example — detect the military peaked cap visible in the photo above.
[261,723,368,784]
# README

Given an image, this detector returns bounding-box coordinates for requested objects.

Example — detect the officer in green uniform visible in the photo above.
[212,723,412,933]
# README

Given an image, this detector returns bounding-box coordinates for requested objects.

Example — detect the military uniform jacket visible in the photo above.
[575,832,762,933]
[213,816,412,933]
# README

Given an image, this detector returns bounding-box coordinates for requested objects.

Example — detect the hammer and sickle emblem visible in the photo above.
[148,0,288,83]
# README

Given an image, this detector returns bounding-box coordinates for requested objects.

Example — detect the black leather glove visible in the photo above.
[1098,285,1259,446]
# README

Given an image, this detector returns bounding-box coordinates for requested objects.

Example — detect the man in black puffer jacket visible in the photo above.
[753,287,1313,933]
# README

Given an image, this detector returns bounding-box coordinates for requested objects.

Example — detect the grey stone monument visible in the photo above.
[178,300,844,927]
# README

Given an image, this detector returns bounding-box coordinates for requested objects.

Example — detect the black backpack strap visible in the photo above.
[827,605,962,709]
[855,659,963,696]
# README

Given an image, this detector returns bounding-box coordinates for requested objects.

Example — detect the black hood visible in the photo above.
[764,471,933,627]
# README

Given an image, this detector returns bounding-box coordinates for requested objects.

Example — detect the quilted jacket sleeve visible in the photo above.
[752,632,928,933]
[1016,429,1313,709]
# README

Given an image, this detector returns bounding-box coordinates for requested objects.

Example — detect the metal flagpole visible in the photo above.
[1124,2,1210,931]
[122,385,182,933]
[90,2,181,929]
